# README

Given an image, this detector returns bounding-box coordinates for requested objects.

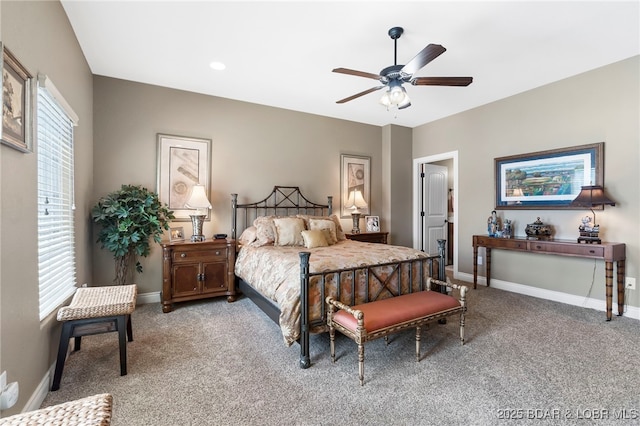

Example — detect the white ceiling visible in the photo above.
[61,1,639,128]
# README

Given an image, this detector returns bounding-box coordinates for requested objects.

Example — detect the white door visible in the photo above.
[420,163,448,256]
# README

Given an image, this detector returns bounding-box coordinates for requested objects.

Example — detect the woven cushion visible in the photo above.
[57,285,137,321]
[333,291,461,333]
[0,393,112,426]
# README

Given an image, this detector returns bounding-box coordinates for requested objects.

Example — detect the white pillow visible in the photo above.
[273,217,306,246]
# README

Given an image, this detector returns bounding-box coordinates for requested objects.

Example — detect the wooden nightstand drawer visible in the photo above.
[345,231,388,244]
[173,247,228,263]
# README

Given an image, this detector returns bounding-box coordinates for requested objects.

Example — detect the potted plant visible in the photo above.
[92,184,174,284]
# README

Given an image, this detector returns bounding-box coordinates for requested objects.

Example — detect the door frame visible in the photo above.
[413,150,459,278]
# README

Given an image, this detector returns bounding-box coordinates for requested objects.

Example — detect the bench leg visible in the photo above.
[52,322,74,391]
[459,311,466,346]
[358,341,365,386]
[126,314,133,342]
[415,326,421,362]
[329,324,336,363]
[117,315,128,376]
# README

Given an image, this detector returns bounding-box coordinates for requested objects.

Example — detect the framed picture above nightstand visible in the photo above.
[345,231,388,244]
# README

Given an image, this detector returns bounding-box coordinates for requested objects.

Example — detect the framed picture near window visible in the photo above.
[157,134,211,221]
[495,142,603,210]
[365,216,380,232]
[340,154,370,218]
[1,44,34,153]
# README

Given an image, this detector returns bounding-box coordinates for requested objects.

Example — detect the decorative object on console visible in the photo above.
[365,215,380,232]
[169,227,184,242]
[487,210,500,237]
[345,190,367,233]
[525,217,553,240]
[569,185,616,244]
[185,184,211,242]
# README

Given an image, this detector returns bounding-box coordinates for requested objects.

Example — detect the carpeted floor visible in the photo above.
[42,284,639,425]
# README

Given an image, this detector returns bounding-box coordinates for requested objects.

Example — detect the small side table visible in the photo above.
[345,231,388,244]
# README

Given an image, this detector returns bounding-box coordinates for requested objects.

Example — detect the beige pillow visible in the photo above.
[273,217,306,246]
[238,226,257,246]
[329,214,346,241]
[319,229,336,246]
[253,216,277,246]
[301,229,329,249]
[309,218,338,245]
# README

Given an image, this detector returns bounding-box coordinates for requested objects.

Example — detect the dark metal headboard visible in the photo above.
[231,186,333,239]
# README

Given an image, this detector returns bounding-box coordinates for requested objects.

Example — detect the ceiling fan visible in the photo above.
[333,27,473,110]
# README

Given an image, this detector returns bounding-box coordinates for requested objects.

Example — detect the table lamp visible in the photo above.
[345,189,367,233]
[569,185,615,244]
[185,184,211,242]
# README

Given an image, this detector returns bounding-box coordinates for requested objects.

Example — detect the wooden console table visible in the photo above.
[472,235,626,321]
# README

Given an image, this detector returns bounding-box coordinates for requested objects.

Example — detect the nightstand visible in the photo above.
[160,238,236,312]
[345,231,388,244]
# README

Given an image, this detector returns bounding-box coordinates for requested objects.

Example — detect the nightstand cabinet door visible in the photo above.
[161,239,236,313]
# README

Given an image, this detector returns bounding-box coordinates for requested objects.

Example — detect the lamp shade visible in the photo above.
[345,190,367,211]
[184,184,211,211]
[570,185,616,208]
[379,80,411,110]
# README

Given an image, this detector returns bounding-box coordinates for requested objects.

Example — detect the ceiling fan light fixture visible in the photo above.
[379,81,411,110]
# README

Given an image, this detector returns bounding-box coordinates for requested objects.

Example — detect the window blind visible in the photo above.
[37,76,78,320]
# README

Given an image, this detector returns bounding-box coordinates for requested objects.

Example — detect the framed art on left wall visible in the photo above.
[1,44,34,153]
[157,134,211,221]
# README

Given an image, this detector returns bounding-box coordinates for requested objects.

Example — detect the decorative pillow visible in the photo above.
[253,216,277,246]
[309,218,338,245]
[298,214,346,241]
[301,229,329,249]
[238,226,257,246]
[319,228,336,246]
[273,217,306,246]
[329,214,347,241]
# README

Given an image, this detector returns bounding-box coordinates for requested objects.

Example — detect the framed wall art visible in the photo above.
[1,44,34,153]
[157,134,211,221]
[495,142,603,210]
[340,154,370,218]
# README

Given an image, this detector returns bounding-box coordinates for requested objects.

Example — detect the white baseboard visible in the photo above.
[137,291,161,305]
[456,271,640,321]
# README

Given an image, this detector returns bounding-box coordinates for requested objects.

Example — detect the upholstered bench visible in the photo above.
[52,285,137,391]
[0,393,112,425]
[326,278,467,385]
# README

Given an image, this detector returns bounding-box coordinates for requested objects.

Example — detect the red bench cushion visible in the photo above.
[333,291,461,333]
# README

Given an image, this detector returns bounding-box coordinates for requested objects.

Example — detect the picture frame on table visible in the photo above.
[365,216,380,232]
[169,226,185,242]
[340,154,371,218]
[1,44,34,153]
[494,142,603,210]
[157,134,211,221]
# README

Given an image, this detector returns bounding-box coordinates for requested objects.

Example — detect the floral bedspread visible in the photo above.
[234,240,431,346]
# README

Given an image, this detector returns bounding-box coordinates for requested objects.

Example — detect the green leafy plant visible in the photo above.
[92,184,174,284]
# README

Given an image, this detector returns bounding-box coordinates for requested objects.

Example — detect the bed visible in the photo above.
[231,186,444,368]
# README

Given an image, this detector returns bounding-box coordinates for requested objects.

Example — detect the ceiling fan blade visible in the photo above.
[411,76,473,86]
[336,86,385,104]
[332,68,381,80]
[401,44,447,76]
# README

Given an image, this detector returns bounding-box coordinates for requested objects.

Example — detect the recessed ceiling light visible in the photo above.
[209,61,226,71]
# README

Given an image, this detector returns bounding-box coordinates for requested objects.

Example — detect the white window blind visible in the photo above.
[37,75,78,320]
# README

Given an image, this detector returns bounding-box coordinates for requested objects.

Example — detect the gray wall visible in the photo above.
[413,56,639,308]
[0,0,93,415]
[92,76,384,295]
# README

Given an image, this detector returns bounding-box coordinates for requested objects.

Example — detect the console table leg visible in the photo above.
[486,248,492,287]
[473,246,478,289]
[617,260,625,317]
[605,261,613,321]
